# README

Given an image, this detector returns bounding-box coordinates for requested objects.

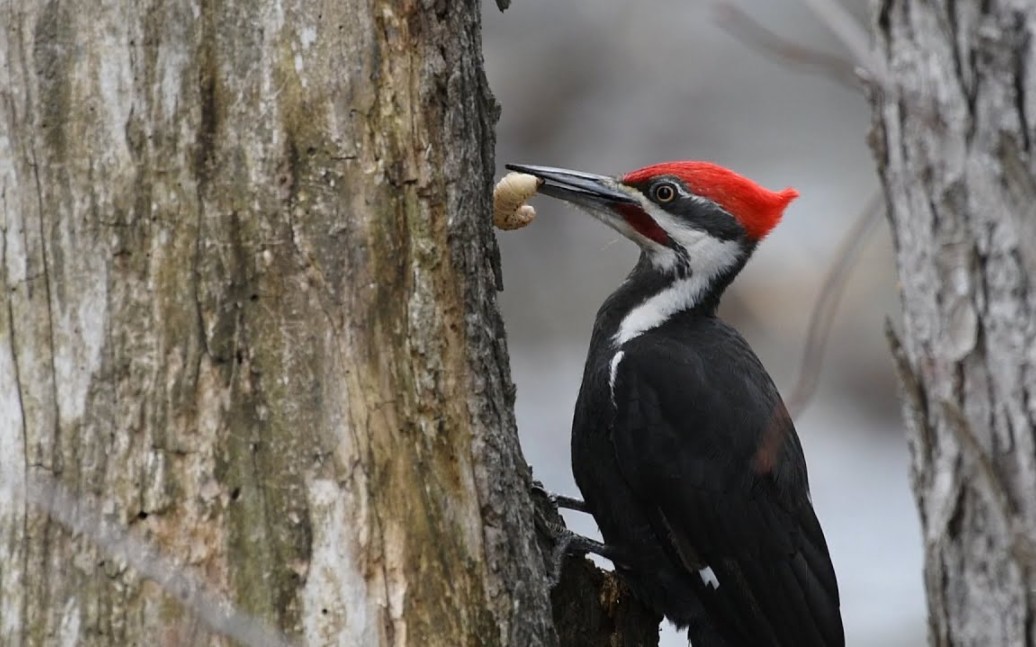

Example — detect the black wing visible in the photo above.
[611,331,844,647]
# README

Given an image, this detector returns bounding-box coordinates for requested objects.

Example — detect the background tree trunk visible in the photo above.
[871,2,1036,644]
[0,1,561,644]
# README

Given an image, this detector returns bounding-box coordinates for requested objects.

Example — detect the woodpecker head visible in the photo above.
[506,161,797,283]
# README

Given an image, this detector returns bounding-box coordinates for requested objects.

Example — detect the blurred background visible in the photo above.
[482,1,925,645]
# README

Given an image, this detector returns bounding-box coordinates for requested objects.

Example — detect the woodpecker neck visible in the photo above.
[593,248,750,350]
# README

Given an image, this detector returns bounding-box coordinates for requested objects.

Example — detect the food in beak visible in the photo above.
[493,172,542,230]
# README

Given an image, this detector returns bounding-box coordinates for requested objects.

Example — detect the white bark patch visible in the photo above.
[51,260,108,427]
[384,520,410,646]
[51,5,135,428]
[157,43,188,120]
[0,317,25,641]
[945,298,978,361]
[302,478,381,647]
[96,47,132,159]
[940,243,979,361]
[58,598,81,647]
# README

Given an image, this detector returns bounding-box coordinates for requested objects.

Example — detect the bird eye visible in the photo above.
[653,182,677,203]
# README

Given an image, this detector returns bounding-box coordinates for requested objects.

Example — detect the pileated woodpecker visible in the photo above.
[509,162,844,647]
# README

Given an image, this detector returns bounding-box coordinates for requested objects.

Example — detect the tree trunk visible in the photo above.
[871,2,1036,644]
[0,1,558,644]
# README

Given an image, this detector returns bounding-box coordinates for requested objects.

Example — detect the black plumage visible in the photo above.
[573,258,842,646]
[505,161,844,647]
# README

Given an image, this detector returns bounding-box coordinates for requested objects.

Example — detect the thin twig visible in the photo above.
[713,3,891,416]
[785,192,884,417]
[713,3,860,90]
[795,0,886,86]
[1,473,294,647]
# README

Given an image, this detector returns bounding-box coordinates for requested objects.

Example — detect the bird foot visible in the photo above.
[534,513,615,587]
[530,480,590,513]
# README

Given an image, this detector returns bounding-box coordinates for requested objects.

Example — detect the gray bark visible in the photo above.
[0,1,558,644]
[871,1,1036,644]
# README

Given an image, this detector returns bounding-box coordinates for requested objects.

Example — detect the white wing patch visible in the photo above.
[698,565,720,590]
[608,351,624,406]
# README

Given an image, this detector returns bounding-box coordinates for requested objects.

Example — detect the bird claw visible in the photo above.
[530,480,550,499]
[534,512,616,587]
[538,517,582,587]
[530,481,589,513]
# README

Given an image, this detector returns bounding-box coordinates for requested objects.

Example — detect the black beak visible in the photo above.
[505,164,636,208]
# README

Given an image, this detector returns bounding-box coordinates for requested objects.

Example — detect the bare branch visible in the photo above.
[713,3,860,90]
[795,0,886,86]
[785,192,884,418]
[715,0,885,88]
[1,473,294,647]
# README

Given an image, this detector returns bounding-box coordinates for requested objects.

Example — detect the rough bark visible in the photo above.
[870,2,1036,645]
[0,1,558,644]
[530,492,662,647]
[550,559,661,647]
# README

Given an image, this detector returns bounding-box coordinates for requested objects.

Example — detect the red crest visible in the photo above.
[623,162,798,241]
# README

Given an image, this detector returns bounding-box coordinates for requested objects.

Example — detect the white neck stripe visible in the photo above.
[612,236,742,346]
[612,277,708,346]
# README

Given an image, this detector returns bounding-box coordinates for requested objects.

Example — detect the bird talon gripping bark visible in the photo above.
[530,480,589,513]
[534,512,616,587]
[549,494,589,513]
